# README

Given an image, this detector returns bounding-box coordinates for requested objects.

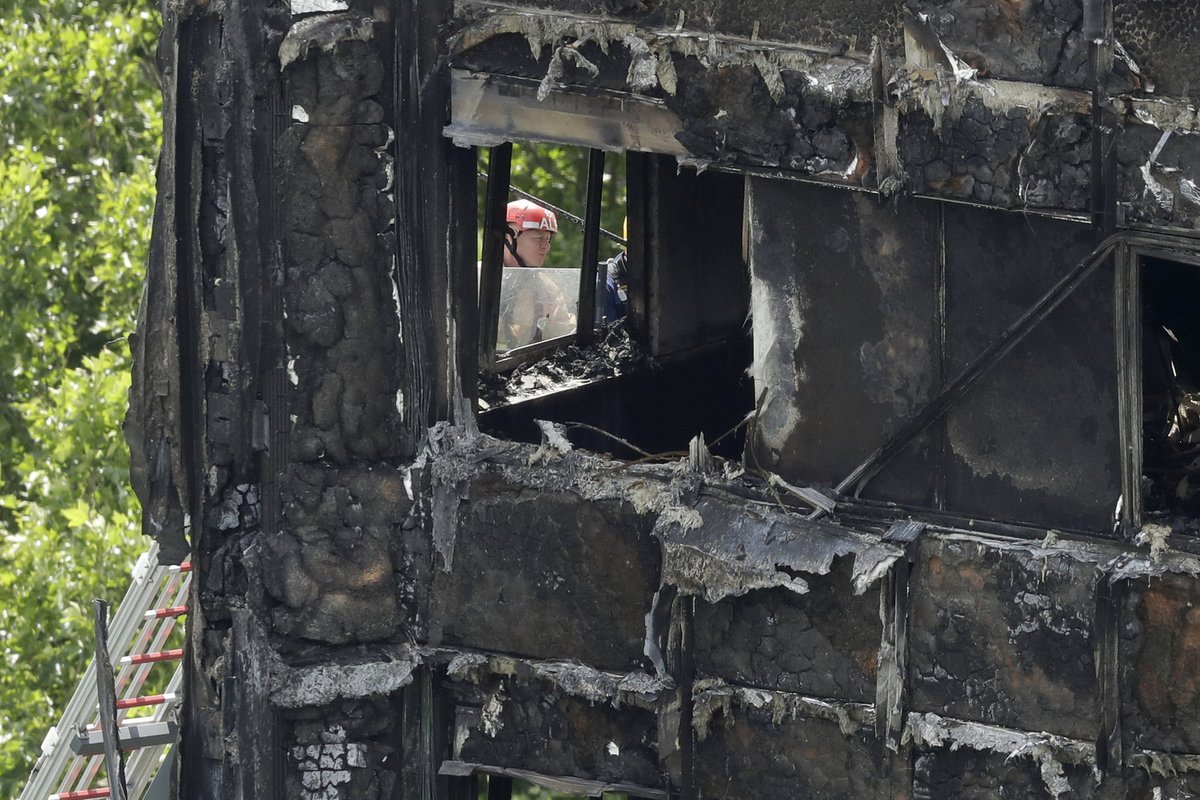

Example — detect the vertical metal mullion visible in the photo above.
[1115,243,1141,538]
[451,144,481,404]
[478,143,512,371]
[577,148,605,344]
[1089,39,1104,230]
[678,595,695,800]
[625,153,649,343]
[934,203,948,511]
[1087,0,1117,236]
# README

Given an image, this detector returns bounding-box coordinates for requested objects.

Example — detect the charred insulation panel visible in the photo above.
[263,465,411,645]
[911,744,1102,800]
[446,670,664,789]
[896,89,1092,212]
[1114,0,1200,103]
[1118,120,1200,231]
[691,557,880,703]
[692,689,888,800]
[941,206,1117,531]
[663,58,874,177]
[654,0,901,51]
[908,536,1100,740]
[1120,571,1200,755]
[452,35,634,95]
[747,178,939,507]
[428,472,661,671]
[905,0,1090,89]
[460,0,902,53]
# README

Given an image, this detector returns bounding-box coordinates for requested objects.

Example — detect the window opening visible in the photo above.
[477,142,628,372]
[474,152,754,464]
[1141,254,1200,523]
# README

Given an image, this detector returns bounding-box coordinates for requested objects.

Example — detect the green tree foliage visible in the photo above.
[0,0,160,794]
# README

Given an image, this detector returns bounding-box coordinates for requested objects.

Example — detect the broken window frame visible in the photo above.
[477,140,614,374]
[1117,234,1200,538]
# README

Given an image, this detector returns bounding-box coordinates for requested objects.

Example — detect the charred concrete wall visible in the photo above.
[449,0,1200,228]
[257,434,1200,799]
[124,1,1200,799]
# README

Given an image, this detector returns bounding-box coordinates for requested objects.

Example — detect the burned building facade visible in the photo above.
[127,0,1200,797]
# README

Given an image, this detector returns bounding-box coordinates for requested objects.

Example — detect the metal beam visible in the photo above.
[445,71,687,158]
[71,723,180,759]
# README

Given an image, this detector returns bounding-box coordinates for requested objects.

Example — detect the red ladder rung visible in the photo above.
[50,789,110,800]
[119,648,184,665]
[115,692,177,710]
[144,605,188,619]
[168,562,192,573]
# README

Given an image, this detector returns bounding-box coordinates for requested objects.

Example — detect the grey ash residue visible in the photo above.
[479,322,654,407]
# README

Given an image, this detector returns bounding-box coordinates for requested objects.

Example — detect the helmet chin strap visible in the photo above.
[504,228,527,267]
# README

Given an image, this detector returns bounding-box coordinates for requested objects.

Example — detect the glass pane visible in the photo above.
[496,267,581,352]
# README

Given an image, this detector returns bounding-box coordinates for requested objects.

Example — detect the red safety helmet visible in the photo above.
[506,199,558,234]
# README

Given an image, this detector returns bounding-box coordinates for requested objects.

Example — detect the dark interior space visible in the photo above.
[479,334,754,459]
[447,772,648,800]
[1142,255,1200,519]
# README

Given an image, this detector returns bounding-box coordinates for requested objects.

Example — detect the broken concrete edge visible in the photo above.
[656,493,904,603]
[928,528,1200,585]
[450,2,848,76]
[415,421,1200,608]
[418,422,907,604]
[269,644,422,708]
[279,12,377,70]
[440,760,669,800]
[432,646,672,708]
[289,0,351,16]
[269,640,672,711]
[1127,98,1200,136]
[889,67,1090,161]
[1110,549,1200,583]
[421,421,703,571]
[450,5,1189,134]
[904,711,1094,800]
[1129,750,1200,779]
[691,678,876,741]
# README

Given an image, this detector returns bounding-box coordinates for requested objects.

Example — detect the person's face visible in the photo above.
[510,227,553,267]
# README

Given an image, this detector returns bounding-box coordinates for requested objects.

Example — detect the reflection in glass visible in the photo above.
[496,267,580,352]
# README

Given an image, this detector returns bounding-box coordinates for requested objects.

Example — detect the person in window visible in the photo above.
[598,217,629,323]
[498,199,577,349]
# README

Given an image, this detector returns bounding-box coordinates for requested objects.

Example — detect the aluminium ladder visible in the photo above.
[19,544,190,800]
